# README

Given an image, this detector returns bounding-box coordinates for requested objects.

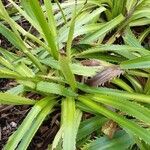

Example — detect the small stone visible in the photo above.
[3,127,7,131]
[10,122,17,128]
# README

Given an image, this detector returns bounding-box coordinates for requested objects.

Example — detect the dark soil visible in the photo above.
[0,105,29,149]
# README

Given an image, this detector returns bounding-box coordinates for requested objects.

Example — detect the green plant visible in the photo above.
[0,0,150,149]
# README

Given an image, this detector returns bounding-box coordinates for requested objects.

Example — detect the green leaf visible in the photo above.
[17,99,56,150]
[92,95,150,125]
[125,75,143,93]
[78,83,150,104]
[28,0,58,59]
[81,130,134,150]
[0,47,18,62]
[0,68,21,79]
[58,7,106,45]
[0,0,20,36]
[61,97,77,150]
[81,14,125,44]
[0,92,35,105]
[0,23,23,50]
[7,85,24,95]
[78,97,150,144]
[126,70,149,78]
[8,0,51,53]
[36,81,77,97]
[121,55,150,69]
[52,127,63,150]
[76,45,150,59]
[123,28,143,48]
[15,62,35,77]
[111,78,134,92]
[54,0,67,24]
[126,0,137,14]
[0,56,15,70]
[0,23,45,72]
[77,102,100,114]
[59,53,77,90]
[139,27,150,43]
[129,18,150,27]
[74,109,82,138]
[44,0,57,37]
[111,0,126,18]
[9,0,41,32]
[4,97,55,150]
[41,57,104,77]
[131,8,150,21]
[66,2,76,60]
[77,116,107,141]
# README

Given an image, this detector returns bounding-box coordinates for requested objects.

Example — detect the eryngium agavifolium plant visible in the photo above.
[0,0,150,149]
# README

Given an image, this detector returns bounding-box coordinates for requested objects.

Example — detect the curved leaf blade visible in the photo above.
[121,55,150,69]
[4,97,54,150]
[0,92,35,105]
[78,97,150,144]
[81,130,134,150]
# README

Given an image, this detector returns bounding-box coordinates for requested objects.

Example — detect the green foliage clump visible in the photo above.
[0,0,150,149]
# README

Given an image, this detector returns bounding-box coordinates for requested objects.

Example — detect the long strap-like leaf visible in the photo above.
[0,92,35,105]
[78,97,150,144]
[4,97,55,150]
